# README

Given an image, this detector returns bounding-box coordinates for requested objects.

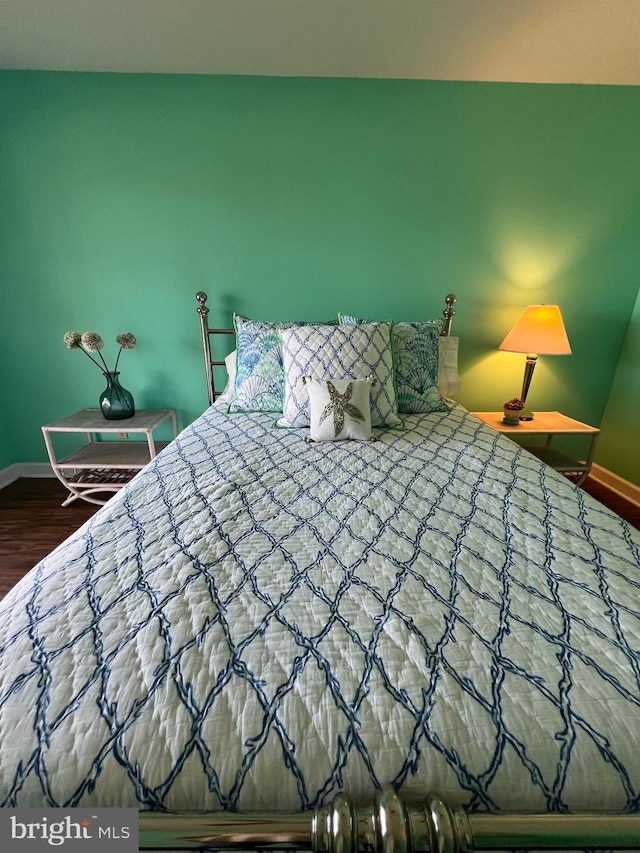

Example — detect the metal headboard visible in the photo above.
[196,291,458,407]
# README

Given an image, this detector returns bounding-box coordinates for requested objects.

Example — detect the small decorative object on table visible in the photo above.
[99,370,135,420]
[503,397,525,424]
[63,330,137,420]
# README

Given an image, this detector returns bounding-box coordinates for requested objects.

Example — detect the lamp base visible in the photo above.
[519,410,534,421]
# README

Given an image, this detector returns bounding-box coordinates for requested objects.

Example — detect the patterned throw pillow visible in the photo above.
[391,321,449,413]
[228,315,300,413]
[305,377,373,441]
[215,350,238,405]
[437,336,461,397]
[339,314,451,413]
[277,323,401,428]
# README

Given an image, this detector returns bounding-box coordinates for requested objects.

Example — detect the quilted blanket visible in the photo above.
[0,405,638,815]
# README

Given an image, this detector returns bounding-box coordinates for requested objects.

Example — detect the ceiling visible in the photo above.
[1,0,639,85]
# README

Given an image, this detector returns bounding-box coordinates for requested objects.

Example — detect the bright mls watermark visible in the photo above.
[0,808,138,851]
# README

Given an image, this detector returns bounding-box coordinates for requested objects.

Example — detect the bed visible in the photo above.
[0,292,638,851]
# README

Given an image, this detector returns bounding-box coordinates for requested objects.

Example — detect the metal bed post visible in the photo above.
[196,291,235,406]
[139,789,640,850]
[441,293,457,336]
[196,291,215,406]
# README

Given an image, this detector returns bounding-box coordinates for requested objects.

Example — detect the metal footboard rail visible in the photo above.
[139,789,640,851]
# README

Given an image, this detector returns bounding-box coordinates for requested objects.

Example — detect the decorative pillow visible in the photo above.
[228,316,301,413]
[339,314,453,412]
[215,350,237,405]
[437,336,461,397]
[277,323,401,428]
[305,377,373,441]
[391,321,448,413]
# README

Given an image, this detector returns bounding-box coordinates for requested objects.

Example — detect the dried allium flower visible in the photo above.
[116,333,136,350]
[63,331,82,349]
[64,327,136,374]
[81,332,104,352]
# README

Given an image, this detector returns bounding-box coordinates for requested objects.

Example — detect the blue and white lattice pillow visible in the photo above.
[277,323,401,428]
[340,314,451,413]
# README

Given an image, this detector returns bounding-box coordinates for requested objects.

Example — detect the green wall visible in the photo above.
[1,72,639,478]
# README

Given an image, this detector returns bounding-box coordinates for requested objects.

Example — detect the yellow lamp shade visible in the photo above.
[499,305,572,356]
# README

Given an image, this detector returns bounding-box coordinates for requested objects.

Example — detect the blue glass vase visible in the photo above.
[99,371,135,420]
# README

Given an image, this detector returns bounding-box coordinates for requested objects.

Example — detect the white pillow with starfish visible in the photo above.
[304,377,374,441]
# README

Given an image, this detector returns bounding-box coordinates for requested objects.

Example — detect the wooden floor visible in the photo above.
[0,478,99,599]
[579,477,640,529]
[0,475,638,601]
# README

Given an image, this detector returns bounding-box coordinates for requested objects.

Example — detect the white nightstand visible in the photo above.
[472,411,600,486]
[42,408,178,506]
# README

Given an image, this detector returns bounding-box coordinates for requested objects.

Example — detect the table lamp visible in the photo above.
[498,304,571,420]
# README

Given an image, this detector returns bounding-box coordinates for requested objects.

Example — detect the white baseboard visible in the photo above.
[589,464,640,508]
[0,463,54,490]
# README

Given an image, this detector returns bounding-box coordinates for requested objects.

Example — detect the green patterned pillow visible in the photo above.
[339,314,449,414]
[391,321,448,413]
[228,315,340,413]
[228,315,300,413]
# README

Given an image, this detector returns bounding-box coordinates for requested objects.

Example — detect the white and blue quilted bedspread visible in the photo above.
[0,405,638,815]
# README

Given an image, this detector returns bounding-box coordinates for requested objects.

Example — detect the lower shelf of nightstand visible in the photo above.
[53,441,174,506]
[64,469,134,487]
[525,446,590,477]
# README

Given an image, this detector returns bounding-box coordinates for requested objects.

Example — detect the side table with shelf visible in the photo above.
[42,408,178,506]
[472,411,600,486]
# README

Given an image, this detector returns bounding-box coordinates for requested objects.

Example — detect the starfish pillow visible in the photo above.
[304,377,374,441]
